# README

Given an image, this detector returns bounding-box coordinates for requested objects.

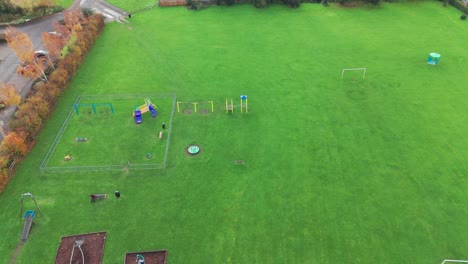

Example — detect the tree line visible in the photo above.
[0,10,105,193]
[0,0,62,23]
[187,0,383,10]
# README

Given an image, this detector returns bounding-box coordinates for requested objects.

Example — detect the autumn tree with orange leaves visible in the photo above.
[9,0,59,10]
[5,26,49,81]
[63,9,85,31]
[41,31,64,58]
[0,132,28,159]
[0,83,21,107]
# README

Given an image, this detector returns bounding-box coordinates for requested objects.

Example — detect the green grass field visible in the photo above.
[43,94,174,171]
[1,2,467,264]
[106,0,157,13]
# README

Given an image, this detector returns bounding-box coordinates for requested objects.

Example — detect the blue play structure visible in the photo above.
[133,98,157,124]
[149,104,157,117]
[427,52,441,65]
[134,110,142,124]
[21,210,35,241]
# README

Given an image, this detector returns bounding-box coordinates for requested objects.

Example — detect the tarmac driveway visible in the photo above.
[0,0,129,141]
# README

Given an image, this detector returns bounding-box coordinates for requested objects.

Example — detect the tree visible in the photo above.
[9,0,58,10]
[42,31,64,57]
[0,83,21,106]
[52,21,72,47]
[9,0,36,10]
[282,0,300,8]
[5,26,34,63]
[5,26,48,81]
[63,9,85,32]
[0,132,28,158]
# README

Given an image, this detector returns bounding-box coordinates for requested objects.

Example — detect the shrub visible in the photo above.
[81,7,94,17]
[187,0,208,10]
[462,14,467,20]
[0,132,28,159]
[283,0,300,8]
[0,33,6,44]
[0,168,9,193]
[254,0,269,8]
[0,13,105,194]
[0,83,21,106]
[48,68,69,88]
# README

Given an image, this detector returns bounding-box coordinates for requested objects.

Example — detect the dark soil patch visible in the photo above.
[183,109,192,114]
[124,250,168,264]
[54,232,106,264]
[199,109,209,114]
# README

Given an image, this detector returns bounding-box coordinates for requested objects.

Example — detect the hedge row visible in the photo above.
[0,13,105,193]
[449,0,468,14]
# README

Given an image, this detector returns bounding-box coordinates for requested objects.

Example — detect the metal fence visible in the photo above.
[40,93,176,173]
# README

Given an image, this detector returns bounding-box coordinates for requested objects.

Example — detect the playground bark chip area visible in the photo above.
[124,250,168,264]
[54,232,106,264]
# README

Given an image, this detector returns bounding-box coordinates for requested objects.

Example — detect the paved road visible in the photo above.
[81,0,129,22]
[0,0,129,141]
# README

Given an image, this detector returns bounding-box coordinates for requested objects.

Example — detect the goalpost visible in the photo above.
[441,260,468,264]
[341,68,367,79]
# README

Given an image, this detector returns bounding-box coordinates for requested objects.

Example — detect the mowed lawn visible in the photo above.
[1,2,467,264]
[45,96,174,169]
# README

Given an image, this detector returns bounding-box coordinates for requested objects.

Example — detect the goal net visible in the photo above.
[441,260,468,264]
[341,68,366,79]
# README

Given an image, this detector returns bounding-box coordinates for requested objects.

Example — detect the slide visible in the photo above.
[134,110,142,124]
[21,210,35,241]
[149,104,157,118]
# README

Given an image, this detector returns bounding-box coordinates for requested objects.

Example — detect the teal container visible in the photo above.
[428,53,441,65]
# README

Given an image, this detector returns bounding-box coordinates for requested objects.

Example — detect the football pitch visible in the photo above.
[0,2,467,263]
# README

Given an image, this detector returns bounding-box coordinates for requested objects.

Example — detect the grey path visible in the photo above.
[0,0,129,141]
[80,0,129,22]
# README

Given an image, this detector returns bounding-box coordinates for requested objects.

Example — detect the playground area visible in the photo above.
[124,250,168,264]
[54,232,106,264]
[40,93,176,172]
[0,2,467,264]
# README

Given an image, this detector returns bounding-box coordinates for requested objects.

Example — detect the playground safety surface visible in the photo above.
[54,231,106,264]
[124,250,168,264]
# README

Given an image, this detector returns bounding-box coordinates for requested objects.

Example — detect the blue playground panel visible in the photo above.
[24,210,35,219]
[149,104,157,118]
[134,110,142,124]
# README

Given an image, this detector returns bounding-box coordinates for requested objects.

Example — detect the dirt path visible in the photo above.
[8,241,25,264]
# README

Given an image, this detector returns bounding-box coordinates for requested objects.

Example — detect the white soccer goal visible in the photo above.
[341,67,367,79]
[441,259,468,264]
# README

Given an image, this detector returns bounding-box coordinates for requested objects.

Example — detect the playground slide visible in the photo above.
[140,106,149,114]
[134,110,142,124]
[149,104,157,117]
[21,211,35,241]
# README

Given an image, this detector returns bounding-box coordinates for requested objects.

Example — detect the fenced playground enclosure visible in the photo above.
[40,93,176,172]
